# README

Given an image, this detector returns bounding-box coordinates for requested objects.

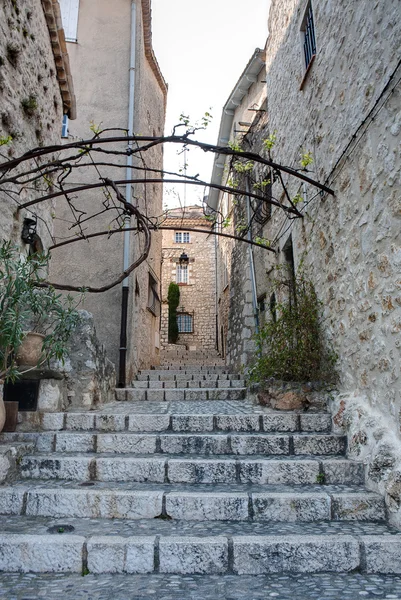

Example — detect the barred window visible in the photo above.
[176,264,188,284]
[177,313,193,333]
[301,2,316,71]
[147,274,160,316]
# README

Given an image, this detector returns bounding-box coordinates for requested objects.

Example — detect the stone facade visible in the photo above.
[0,0,75,249]
[49,0,167,380]
[161,206,217,351]
[212,1,401,524]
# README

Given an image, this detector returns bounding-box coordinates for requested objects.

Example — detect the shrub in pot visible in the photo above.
[0,241,81,431]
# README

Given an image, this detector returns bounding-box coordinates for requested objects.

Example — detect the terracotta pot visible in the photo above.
[0,381,5,433]
[3,401,18,432]
[16,332,45,367]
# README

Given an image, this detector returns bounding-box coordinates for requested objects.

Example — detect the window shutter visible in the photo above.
[59,0,80,42]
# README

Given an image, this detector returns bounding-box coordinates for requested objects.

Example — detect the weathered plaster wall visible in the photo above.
[0,0,64,248]
[49,0,166,376]
[161,211,216,351]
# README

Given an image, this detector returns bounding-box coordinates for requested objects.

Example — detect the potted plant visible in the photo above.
[0,241,81,432]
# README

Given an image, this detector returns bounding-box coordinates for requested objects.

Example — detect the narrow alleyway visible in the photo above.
[1,352,401,598]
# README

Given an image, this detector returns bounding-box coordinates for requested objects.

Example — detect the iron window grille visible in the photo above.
[177,313,193,333]
[147,274,160,316]
[302,2,316,70]
[252,171,272,226]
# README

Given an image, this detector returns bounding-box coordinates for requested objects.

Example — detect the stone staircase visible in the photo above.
[0,363,400,576]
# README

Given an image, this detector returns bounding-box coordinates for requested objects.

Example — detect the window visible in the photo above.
[61,114,69,138]
[301,2,316,70]
[59,0,80,42]
[252,170,272,226]
[147,274,160,316]
[177,313,193,333]
[176,264,188,284]
[175,232,190,243]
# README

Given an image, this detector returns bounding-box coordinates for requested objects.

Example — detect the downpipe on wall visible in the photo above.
[118,1,137,388]
[246,180,259,337]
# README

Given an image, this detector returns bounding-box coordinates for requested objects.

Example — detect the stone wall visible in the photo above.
[49,0,166,379]
[218,0,401,525]
[161,208,217,351]
[0,0,67,248]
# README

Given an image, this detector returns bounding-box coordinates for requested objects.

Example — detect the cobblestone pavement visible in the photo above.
[0,572,401,599]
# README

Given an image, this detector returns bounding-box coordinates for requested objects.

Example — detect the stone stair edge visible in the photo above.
[0,530,400,574]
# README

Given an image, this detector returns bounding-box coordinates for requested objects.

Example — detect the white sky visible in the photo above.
[151,0,270,208]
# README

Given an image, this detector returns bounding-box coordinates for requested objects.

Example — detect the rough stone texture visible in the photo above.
[0,534,84,573]
[165,492,249,521]
[96,457,166,483]
[331,493,386,522]
[239,459,320,485]
[363,536,401,574]
[214,0,401,525]
[87,536,155,574]
[25,489,163,520]
[159,537,228,574]
[252,493,330,522]
[0,0,65,246]
[232,535,360,574]
[168,459,237,484]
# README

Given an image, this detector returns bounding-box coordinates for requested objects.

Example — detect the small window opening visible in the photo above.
[147,273,160,316]
[61,114,69,138]
[176,264,188,284]
[177,313,193,333]
[301,1,316,71]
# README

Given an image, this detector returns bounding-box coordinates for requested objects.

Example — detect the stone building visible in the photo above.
[0,0,75,249]
[211,1,401,525]
[161,206,217,352]
[50,0,167,383]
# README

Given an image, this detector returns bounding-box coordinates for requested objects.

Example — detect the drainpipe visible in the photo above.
[118,1,137,388]
[214,228,218,351]
[246,179,259,336]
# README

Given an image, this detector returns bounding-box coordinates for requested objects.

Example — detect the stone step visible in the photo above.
[19,454,364,485]
[0,482,385,522]
[136,372,240,381]
[17,432,346,456]
[115,388,247,401]
[141,367,228,374]
[131,379,246,388]
[10,408,332,433]
[0,516,399,574]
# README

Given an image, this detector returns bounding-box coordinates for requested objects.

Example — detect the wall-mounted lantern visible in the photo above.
[179,252,189,265]
[21,217,37,245]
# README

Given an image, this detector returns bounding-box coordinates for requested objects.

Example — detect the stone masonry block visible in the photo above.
[0,534,84,572]
[95,415,126,432]
[331,493,386,521]
[239,459,320,485]
[252,492,330,522]
[125,537,155,573]
[171,415,214,432]
[97,434,157,454]
[55,433,95,453]
[159,536,228,574]
[230,435,289,455]
[165,492,249,521]
[261,414,299,432]
[0,488,25,515]
[128,415,170,432]
[160,434,230,455]
[215,415,260,432]
[232,535,360,574]
[293,435,346,456]
[65,413,95,431]
[300,414,332,432]
[363,536,401,573]
[322,460,365,485]
[167,459,237,484]
[40,413,65,431]
[87,536,126,573]
[96,457,166,482]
